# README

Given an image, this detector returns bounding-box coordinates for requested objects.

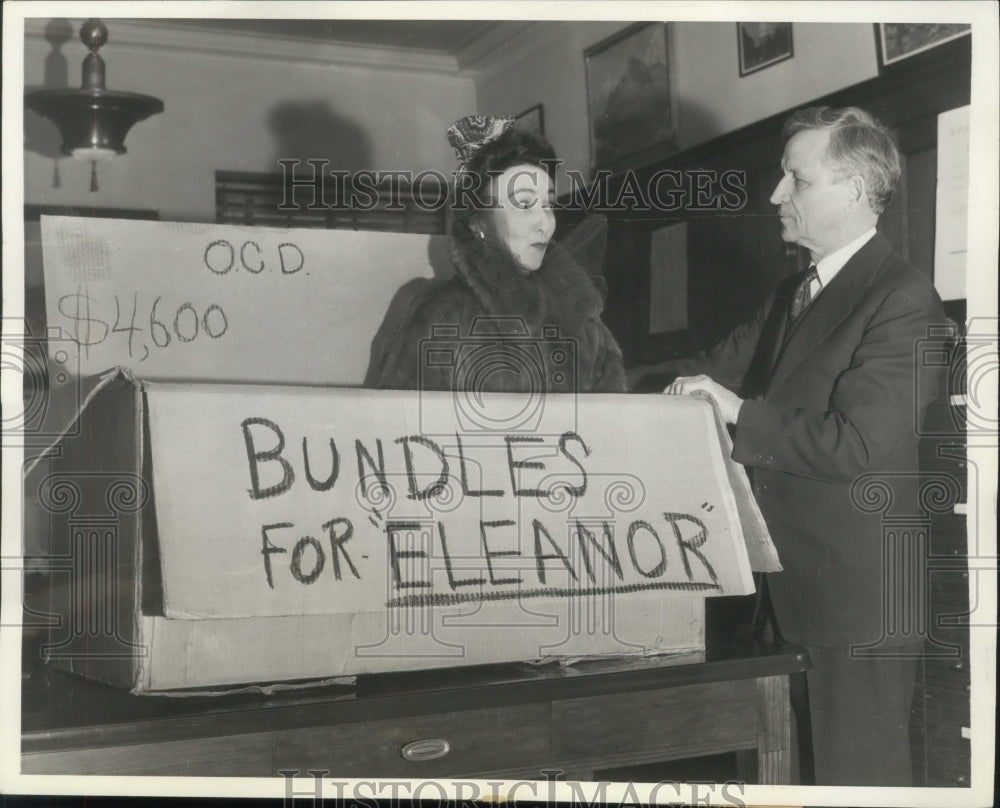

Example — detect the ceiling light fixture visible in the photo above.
[25,18,164,192]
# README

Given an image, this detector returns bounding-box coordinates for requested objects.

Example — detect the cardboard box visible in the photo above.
[24,215,444,562]
[35,370,773,693]
[30,216,776,692]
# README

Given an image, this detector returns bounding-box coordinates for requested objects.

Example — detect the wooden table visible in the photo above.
[21,629,808,782]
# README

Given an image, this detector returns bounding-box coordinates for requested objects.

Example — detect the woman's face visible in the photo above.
[481,163,556,272]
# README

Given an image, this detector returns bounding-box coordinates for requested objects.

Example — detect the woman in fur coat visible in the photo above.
[371,115,626,396]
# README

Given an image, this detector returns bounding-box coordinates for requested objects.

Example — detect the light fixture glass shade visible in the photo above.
[70,147,118,161]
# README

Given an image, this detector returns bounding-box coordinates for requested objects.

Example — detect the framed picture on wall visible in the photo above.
[737,22,793,76]
[514,103,545,138]
[584,22,677,172]
[875,23,971,69]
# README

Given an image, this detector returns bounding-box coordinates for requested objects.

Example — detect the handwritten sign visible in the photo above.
[146,384,758,619]
[40,216,441,385]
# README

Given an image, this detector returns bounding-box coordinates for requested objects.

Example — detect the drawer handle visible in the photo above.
[401,738,451,762]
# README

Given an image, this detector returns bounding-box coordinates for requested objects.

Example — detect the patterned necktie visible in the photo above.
[789,265,819,321]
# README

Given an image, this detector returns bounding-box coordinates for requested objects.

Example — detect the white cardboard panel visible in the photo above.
[710,408,782,572]
[138,598,705,691]
[40,216,441,385]
[144,384,758,620]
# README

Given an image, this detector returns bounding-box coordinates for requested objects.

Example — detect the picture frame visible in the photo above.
[514,103,545,138]
[875,23,971,69]
[737,22,793,76]
[584,22,677,172]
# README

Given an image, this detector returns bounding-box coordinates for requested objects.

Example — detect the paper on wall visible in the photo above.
[934,105,970,301]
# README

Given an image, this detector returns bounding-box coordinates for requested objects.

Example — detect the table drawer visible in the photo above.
[23,731,273,776]
[273,703,550,777]
[552,680,756,762]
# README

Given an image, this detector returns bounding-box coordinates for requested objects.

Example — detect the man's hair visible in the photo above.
[782,106,901,214]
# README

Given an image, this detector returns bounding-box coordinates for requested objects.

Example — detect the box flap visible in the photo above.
[23,366,138,478]
[144,386,761,620]
[40,215,442,386]
[710,408,782,572]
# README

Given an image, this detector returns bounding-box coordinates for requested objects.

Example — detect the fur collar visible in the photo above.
[447,228,606,333]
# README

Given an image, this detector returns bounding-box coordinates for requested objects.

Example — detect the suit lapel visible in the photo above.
[767,233,893,394]
[763,275,797,375]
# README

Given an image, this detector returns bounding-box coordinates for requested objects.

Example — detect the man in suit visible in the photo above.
[663,106,946,786]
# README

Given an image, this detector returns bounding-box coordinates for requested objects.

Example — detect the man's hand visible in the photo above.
[664,374,744,425]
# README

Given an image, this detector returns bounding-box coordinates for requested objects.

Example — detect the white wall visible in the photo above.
[22,19,879,220]
[472,21,626,192]
[473,21,879,188]
[673,22,879,149]
[23,20,476,222]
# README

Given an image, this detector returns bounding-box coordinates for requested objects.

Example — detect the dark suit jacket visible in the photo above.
[668,233,946,647]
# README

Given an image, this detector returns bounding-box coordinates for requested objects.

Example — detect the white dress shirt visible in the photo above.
[808,227,878,300]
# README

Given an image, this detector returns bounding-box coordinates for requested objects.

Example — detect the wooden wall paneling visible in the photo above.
[905,148,938,276]
[880,156,909,265]
[915,323,970,787]
[601,217,650,363]
[911,657,928,786]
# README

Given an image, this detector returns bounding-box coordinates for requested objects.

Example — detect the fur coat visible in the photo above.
[370,220,626,394]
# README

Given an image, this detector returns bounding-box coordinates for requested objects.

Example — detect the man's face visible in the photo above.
[770,128,855,260]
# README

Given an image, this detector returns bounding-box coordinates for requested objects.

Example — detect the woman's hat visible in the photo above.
[446,115,515,167]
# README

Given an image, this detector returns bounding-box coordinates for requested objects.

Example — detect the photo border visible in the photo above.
[2,3,997,806]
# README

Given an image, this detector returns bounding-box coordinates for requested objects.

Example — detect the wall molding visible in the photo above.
[454,21,540,73]
[24,18,464,75]
[456,20,581,77]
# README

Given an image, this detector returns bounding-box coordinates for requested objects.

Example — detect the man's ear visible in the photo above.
[846,174,866,210]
